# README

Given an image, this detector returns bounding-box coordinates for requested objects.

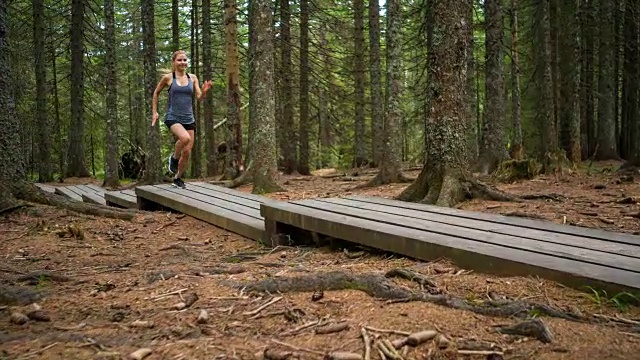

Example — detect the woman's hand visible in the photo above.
[152,112,159,126]
[202,80,212,93]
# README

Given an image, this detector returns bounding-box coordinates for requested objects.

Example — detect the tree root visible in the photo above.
[234,270,592,323]
[462,178,521,202]
[11,183,136,220]
[225,160,254,189]
[495,318,554,343]
[357,170,414,189]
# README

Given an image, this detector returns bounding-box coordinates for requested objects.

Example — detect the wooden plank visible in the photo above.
[347,196,640,246]
[122,189,136,197]
[81,193,107,205]
[54,186,83,202]
[84,184,106,194]
[104,190,137,209]
[153,184,262,219]
[136,185,264,241]
[319,197,640,260]
[260,202,640,292]
[185,183,262,209]
[35,183,55,193]
[193,182,282,205]
[292,199,640,273]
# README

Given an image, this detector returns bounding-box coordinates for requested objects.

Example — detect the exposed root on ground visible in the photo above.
[397,169,520,206]
[462,178,521,203]
[357,169,414,189]
[7,184,136,220]
[225,160,254,188]
[235,270,593,323]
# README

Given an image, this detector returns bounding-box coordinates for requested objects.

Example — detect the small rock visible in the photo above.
[196,309,209,324]
[129,348,152,360]
[26,310,50,322]
[10,312,29,325]
[111,311,126,322]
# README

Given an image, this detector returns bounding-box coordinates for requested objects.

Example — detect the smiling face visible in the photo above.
[172,51,188,72]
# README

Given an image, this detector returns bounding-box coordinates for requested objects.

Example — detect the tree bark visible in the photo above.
[476,0,507,174]
[397,0,470,207]
[278,0,297,174]
[202,0,216,176]
[595,0,619,160]
[67,0,90,177]
[241,0,284,194]
[364,0,408,186]
[298,0,311,175]
[104,0,120,187]
[558,0,581,164]
[510,0,523,159]
[353,0,368,167]
[369,0,383,167]
[33,0,52,182]
[224,0,244,180]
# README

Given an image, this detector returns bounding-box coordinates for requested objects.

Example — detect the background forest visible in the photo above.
[4,0,640,192]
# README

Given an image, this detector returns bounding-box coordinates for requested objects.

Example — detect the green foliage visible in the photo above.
[582,286,640,312]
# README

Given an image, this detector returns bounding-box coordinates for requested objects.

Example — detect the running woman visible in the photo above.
[151,50,211,188]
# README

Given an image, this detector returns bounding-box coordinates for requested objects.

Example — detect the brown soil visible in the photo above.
[1,161,639,359]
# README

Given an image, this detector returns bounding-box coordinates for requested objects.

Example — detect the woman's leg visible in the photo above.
[168,124,193,179]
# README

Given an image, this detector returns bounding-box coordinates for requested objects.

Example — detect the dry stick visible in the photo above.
[364,326,411,336]
[270,339,325,356]
[149,288,188,301]
[360,328,372,360]
[281,320,321,336]
[457,350,505,356]
[17,342,58,359]
[243,296,283,316]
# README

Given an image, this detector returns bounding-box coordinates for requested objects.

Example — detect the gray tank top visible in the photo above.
[165,72,194,124]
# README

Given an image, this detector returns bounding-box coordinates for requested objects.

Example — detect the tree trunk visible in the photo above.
[534,0,558,166]
[581,0,597,159]
[104,0,119,187]
[466,0,478,163]
[141,0,162,183]
[224,0,244,179]
[621,0,638,161]
[365,0,407,186]
[247,0,284,194]
[353,0,367,167]
[172,0,179,52]
[595,0,619,160]
[476,0,507,174]
[202,0,216,176]
[397,0,469,207]
[558,0,581,163]
[279,0,297,174]
[298,0,311,175]
[33,0,51,182]
[67,0,89,177]
[369,0,383,167]
[510,0,523,159]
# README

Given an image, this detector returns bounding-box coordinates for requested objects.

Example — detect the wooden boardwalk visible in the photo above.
[104,189,137,209]
[260,196,640,293]
[54,184,106,205]
[135,182,282,242]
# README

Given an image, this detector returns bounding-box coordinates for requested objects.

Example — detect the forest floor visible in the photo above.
[1,160,640,360]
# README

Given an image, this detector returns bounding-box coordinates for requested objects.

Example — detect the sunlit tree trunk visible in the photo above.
[224,0,244,179]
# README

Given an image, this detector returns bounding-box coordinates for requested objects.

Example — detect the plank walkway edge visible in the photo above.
[135,185,266,242]
[260,201,640,293]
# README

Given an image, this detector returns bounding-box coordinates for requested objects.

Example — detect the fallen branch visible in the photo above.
[495,318,554,343]
[281,320,321,336]
[385,268,440,293]
[315,321,349,334]
[270,339,325,356]
[243,296,283,316]
[235,271,590,324]
[361,328,372,360]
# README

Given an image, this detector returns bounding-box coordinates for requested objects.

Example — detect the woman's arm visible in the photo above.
[192,74,211,101]
[151,74,170,126]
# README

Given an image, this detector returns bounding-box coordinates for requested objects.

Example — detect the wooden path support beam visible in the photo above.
[104,189,137,209]
[260,196,640,293]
